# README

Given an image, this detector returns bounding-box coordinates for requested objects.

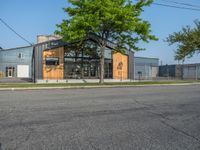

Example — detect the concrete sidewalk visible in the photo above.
[36,79,135,83]
[0,82,200,91]
[0,78,32,83]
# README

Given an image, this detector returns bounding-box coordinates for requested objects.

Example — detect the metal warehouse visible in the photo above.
[0,46,33,78]
[134,57,159,80]
[159,64,200,80]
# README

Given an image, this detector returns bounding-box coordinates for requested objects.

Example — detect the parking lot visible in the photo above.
[0,85,200,150]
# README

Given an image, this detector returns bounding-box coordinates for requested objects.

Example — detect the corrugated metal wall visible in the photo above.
[126,50,134,80]
[159,65,176,77]
[134,57,159,80]
[182,64,200,79]
[0,46,33,78]
[159,64,200,80]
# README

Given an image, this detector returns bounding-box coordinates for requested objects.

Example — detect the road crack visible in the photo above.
[133,98,200,144]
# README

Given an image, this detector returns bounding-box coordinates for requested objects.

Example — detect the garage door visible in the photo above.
[17,65,29,78]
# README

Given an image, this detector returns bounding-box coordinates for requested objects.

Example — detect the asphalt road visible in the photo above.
[0,85,200,150]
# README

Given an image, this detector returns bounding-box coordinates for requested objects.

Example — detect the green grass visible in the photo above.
[0,80,199,89]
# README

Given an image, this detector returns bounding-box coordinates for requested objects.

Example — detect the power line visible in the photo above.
[134,0,200,11]
[158,0,200,9]
[153,2,200,11]
[0,18,33,45]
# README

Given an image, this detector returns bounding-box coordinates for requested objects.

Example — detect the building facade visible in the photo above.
[182,64,200,80]
[0,46,33,78]
[159,64,200,80]
[0,35,136,82]
[33,37,135,82]
[134,57,159,80]
[159,65,181,78]
[0,35,165,82]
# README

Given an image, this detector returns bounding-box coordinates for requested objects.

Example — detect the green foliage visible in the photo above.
[65,40,99,58]
[166,20,200,61]
[55,0,157,51]
[56,0,157,83]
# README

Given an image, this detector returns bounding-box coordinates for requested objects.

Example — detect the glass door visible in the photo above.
[7,67,14,77]
[83,61,99,79]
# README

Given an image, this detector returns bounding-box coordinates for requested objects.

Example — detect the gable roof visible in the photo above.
[0,45,33,52]
[36,35,117,52]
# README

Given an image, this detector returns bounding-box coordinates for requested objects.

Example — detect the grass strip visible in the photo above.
[0,80,199,89]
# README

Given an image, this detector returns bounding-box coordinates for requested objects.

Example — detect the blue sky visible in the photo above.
[0,0,200,65]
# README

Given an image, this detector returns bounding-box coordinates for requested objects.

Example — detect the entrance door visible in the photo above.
[6,67,14,77]
[83,61,99,79]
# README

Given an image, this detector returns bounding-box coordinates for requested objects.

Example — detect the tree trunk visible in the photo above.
[81,49,84,79]
[99,46,105,84]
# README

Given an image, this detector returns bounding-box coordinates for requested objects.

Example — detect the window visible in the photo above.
[18,53,24,59]
[46,57,59,65]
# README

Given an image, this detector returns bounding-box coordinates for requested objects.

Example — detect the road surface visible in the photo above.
[0,85,200,150]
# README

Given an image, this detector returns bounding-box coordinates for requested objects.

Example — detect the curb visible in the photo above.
[0,82,200,91]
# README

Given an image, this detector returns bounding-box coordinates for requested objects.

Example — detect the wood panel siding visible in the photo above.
[112,52,128,80]
[43,47,64,80]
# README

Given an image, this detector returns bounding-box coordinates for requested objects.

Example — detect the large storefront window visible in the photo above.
[104,59,112,78]
[64,57,100,79]
[64,40,112,79]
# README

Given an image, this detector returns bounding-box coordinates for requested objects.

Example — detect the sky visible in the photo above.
[0,0,200,65]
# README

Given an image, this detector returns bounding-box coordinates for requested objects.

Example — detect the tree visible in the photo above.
[56,0,157,83]
[166,20,200,61]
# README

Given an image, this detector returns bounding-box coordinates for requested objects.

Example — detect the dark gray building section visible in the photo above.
[159,65,177,77]
[159,65,182,79]
[127,50,134,80]
[159,64,200,80]
[33,43,46,81]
